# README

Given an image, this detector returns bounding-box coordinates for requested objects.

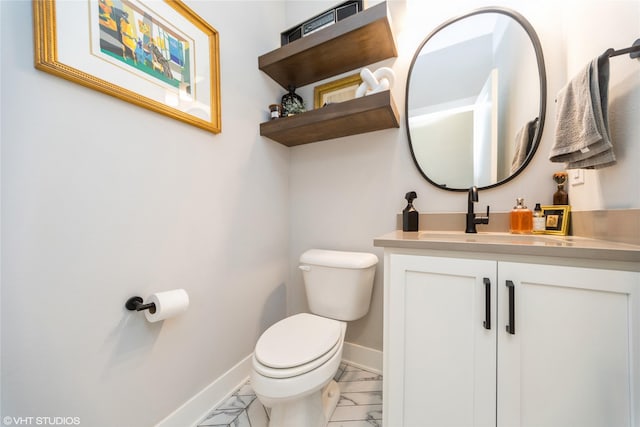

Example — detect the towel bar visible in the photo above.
[606,38,640,59]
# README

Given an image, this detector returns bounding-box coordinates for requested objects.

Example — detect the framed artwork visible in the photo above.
[313,73,362,109]
[542,205,571,235]
[32,0,221,133]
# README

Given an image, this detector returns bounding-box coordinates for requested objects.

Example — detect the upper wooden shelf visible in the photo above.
[260,90,399,146]
[258,1,397,90]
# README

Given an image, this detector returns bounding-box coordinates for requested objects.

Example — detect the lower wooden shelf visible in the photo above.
[260,90,399,147]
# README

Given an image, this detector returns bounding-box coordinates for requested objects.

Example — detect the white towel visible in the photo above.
[549,53,615,169]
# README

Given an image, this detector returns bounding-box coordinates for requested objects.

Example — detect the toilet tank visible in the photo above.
[299,249,378,321]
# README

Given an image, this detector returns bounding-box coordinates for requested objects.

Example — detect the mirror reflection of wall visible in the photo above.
[411,109,474,188]
[495,17,540,179]
[406,8,546,191]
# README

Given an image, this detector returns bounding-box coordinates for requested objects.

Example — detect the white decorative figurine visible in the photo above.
[355,67,396,97]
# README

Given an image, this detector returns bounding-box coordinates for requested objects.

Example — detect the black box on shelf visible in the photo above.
[280,0,363,46]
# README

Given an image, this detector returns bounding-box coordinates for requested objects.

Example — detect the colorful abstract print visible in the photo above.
[98,0,191,91]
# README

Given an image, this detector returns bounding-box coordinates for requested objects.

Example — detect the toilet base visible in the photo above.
[268,380,340,427]
[322,380,340,421]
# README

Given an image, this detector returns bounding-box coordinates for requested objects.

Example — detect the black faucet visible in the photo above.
[466,186,490,233]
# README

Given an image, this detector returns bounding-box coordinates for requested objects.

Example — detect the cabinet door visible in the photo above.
[497,262,640,427]
[386,254,497,427]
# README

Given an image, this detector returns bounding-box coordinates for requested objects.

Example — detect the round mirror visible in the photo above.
[406,7,547,191]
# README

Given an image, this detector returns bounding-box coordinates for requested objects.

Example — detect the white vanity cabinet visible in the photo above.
[386,254,497,427]
[383,250,640,427]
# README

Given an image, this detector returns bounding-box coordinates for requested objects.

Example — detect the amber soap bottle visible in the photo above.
[510,198,533,234]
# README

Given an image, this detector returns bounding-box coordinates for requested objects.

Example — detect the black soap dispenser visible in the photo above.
[403,191,419,232]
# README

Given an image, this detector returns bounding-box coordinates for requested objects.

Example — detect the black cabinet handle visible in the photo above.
[483,278,491,330]
[506,280,515,334]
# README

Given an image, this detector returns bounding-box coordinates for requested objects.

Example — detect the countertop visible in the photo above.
[374,230,640,264]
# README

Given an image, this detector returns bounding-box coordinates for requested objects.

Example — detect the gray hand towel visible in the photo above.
[511,117,538,174]
[549,54,616,169]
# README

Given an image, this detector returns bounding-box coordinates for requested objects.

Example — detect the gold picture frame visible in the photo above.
[33,0,221,133]
[313,73,362,109]
[542,205,571,235]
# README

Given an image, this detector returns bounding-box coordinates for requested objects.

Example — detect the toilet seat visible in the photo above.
[254,313,343,379]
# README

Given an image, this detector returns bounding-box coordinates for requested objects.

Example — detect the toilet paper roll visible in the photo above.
[144,289,189,323]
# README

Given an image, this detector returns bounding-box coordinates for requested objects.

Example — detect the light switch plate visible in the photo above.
[570,169,585,186]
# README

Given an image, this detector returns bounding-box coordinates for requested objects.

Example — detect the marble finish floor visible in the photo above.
[197,363,382,427]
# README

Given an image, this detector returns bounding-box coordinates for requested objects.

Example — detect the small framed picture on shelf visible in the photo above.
[313,73,362,109]
[542,205,571,235]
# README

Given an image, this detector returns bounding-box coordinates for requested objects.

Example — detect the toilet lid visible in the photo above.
[255,313,342,369]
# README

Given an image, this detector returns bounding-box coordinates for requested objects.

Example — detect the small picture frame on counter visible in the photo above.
[542,205,571,235]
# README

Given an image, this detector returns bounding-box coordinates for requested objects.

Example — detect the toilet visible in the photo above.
[250,249,378,427]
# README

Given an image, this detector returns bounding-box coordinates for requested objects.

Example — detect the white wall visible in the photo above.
[1,1,288,425]
[288,0,640,350]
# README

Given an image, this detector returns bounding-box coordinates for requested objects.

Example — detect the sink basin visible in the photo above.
[418,231,572,246]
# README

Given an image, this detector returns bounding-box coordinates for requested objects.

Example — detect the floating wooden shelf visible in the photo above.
[258,1,397,90]
[260,90,399,147]
[258,2,398,146]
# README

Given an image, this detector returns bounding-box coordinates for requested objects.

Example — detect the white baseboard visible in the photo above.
[155,354,253,427]
[156,343,382,427]
[341,342,383,374]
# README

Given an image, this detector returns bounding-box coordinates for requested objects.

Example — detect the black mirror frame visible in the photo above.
[405,7,547,192]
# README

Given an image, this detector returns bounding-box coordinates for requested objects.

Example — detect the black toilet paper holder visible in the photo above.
[125,296,156,313]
